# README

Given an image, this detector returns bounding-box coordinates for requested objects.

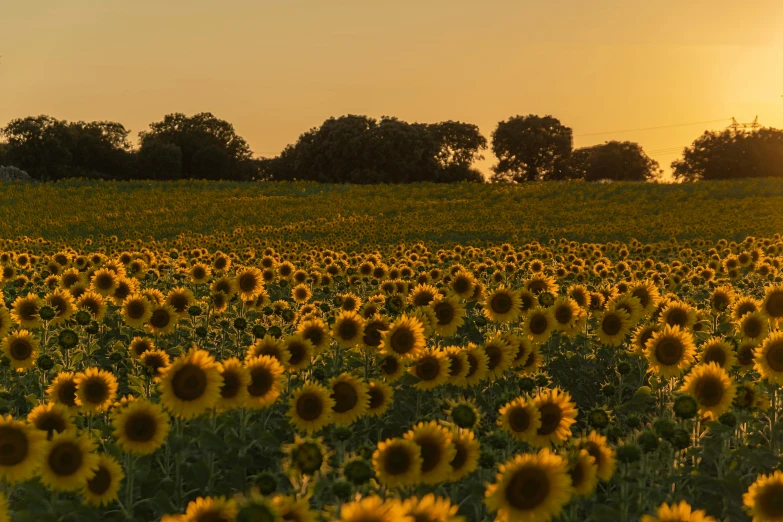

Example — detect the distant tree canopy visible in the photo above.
[569,141,662,182]
[672,128,783,181]
[139,112,255,180]
[260,115,485,183]
[491,115,573,182]
[0,116,134,181]
[3,110,777,184]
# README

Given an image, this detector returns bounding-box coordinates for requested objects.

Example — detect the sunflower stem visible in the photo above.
[125,452,135,517]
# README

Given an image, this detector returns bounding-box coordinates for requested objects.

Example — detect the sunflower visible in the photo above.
[245,355,285,410]
[641,500,717,522]
[40,431,99,492]
[530,388,578,447]
[763,285,783,324]
[409,283,439,307]
[448,428,480,481]
[140,349,171,381]
[81,453,124,507]
[551,296,585,335]
[362,316,389,349]
[737,310,770,344]
[735,382,770,412]
[147,303,179,336]
[0,307,11,340]
[404,421,456,485]
[112,399,171,455]
[367,380,394,417]
[498,396,541,443]
[215,358,250,411]
[373,438,422,488]
[288,382,335,433]
[76,291,107,322]
[329,373,370,426]
[567,449,599,497]
[234,267,264,302]
[165,287,195,316]
[272,494,316,522]
[463,344,489,388]
[235,490,283,521]
[483,286,522,323]
[90,268,119,297]
[75,368,119,413]
[27,402,74,440]
[10,294,42,329]
[0,415,47,483]
[628,280,661,317]
[0,492,7,522]
[382,315,426,359]
[485,449,573,522]
[595,306,632,347]
[744,470,783,522]
[282,335,315,371]
[699,338,736,370]
[282,434,333,478]
[119,293,152,328]
[483,336,515,379]
[630,323,660,356]
[578,431,616,482]
[338,496,411,522]
[645,325,697,379]
[450,270,476,299]
[129,336,155,358]
[1,329,39,372]
[158,349,223,419]
[681,362,737,420]
[247,336,290,367]
[296,317,330,354]
[44,288,76,325]
[660,302,698,330]
[409,349,450,391]
[731,296,760,321]
[523,307,556,344]
[379,353,407,382]
[430,294,466,337]
[331,310,365,349]
[189,263,212,284]
[441,346,470,386]
[183,496,238,522]
[402,494,463,522]
[47,371,79,411]
[291,283,312,304]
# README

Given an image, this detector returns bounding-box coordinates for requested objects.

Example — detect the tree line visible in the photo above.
[1,112,781,183]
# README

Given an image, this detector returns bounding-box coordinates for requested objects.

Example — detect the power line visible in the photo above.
[575,118,730,137]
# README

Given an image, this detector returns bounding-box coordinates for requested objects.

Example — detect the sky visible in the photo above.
[2,0,782,178]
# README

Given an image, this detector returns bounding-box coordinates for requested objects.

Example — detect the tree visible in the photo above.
[427,121,487,169]
[139,112,252,180]
[491,115,573,182]
[136,141,183,180]
[261,115,485,184]
[672,128,783,181]
[569,141,661,182]
[1,115,73,180]
[0,116,134,180]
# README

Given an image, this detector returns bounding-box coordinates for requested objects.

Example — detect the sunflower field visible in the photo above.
[0,179,782,522]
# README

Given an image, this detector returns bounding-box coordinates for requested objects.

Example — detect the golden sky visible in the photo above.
[2,1,782,178]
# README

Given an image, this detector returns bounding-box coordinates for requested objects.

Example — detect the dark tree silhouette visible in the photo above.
[569,141,661,182]
[139,112,252,180]
[0,116,134,180]
[261,115,485,183]
[672,128,783,181]
[136,141,183,180]
[491,115,573,182]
